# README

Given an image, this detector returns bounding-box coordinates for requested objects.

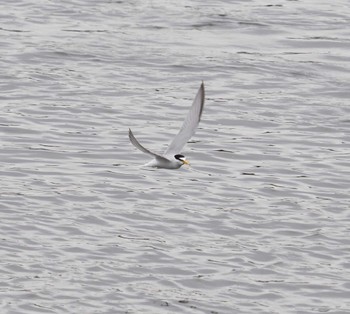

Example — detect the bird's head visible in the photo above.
[174,154,190,166]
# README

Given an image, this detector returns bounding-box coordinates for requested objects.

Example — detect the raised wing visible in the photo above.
[129,129,170,163]
[163,82,205,157]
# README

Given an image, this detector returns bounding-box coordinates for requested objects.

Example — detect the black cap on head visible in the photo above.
[174,154,185,160]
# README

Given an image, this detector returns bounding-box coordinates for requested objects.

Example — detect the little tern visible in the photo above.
[129,82,205,169]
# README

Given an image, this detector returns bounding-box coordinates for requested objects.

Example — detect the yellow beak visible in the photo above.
[182,159,190,165]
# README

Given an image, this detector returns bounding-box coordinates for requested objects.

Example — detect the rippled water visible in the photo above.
[1,1,350,313]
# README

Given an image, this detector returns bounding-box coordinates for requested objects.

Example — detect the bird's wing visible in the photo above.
[129,129,171,163]
[163,82,205,158]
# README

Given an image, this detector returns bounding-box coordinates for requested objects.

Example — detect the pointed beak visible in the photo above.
[182,159,190,165]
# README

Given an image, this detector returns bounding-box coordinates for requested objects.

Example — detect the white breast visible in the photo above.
[144,158,182,169]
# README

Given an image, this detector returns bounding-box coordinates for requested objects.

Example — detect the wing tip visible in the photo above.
[200,81,205,94]
[199,81,205,119]
[128,128,135,143]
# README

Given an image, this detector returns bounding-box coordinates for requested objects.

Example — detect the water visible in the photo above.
[1,1,350,313]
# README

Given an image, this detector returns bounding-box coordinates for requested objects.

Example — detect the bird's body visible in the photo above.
[128,82,205,169]
[143,158,182,169]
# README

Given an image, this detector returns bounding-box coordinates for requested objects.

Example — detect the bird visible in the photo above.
[128,82,205,169]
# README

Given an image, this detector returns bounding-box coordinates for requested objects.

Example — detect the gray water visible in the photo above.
[1,1,350,313]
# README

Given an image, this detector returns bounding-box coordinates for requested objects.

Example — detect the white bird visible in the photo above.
[129,82,205,169]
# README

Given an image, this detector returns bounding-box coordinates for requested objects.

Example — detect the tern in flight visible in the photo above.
[129,82,205,169]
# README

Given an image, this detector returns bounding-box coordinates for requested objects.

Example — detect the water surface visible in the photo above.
[1,1,350,313]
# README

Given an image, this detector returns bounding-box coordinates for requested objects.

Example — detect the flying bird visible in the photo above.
[129,82,205,169]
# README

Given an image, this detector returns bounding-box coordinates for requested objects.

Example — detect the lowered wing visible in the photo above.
[128,129,170,163]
